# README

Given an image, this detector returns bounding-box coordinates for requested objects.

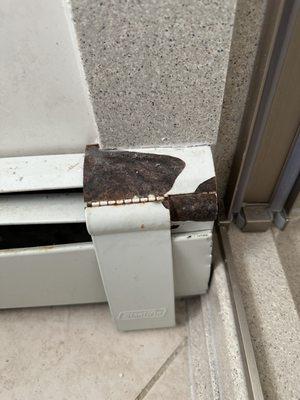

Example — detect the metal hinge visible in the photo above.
[87,195,165,207]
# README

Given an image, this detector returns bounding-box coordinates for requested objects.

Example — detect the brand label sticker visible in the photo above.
[118,308,166,320]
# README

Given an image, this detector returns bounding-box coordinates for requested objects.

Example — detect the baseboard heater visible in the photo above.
[0,145,217,330]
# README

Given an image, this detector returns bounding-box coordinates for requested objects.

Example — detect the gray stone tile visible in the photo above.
[187,297,214,400]
[214,0,267,196]
[229,225,300,400]
[289,193,300,218]
[187,240,249,400]
[71,0,236,148]
[272,218,300,314]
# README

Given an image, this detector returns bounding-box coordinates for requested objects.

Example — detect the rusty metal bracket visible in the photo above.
[83,144,218,222]
[83,144,217,331]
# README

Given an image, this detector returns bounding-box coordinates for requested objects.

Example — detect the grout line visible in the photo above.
[134,337,188,400]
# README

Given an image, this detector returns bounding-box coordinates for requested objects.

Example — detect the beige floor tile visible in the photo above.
[0,301,189,400]
[143,345,190,400]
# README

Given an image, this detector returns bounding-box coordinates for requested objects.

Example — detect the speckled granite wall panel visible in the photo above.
[214,0,268,196]
[71,0,236,148]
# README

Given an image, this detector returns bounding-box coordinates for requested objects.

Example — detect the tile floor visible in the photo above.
[0,300,191,400]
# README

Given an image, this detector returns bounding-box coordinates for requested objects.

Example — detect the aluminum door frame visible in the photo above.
[226,0,300,225]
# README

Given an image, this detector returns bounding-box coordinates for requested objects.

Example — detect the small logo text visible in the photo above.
[118,308,166,320]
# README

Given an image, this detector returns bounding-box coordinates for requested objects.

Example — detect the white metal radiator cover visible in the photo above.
[0,145,216,330]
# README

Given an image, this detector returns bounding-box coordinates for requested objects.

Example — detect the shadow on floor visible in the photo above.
[272,217,300,315]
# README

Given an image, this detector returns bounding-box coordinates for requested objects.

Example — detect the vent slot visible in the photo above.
[0,223,91,250]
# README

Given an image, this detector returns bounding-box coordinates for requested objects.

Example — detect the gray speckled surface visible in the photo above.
[214,0,267,196]
[187,239,249,400]
[272,217,300,315]
[229,225,300,400]
[71,0,236,148]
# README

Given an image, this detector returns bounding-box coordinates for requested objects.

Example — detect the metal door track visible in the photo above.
[217,223,264,400]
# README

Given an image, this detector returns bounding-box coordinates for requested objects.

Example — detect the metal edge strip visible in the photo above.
[217,223,264,400]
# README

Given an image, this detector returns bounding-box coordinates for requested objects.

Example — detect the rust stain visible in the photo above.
[83,144,185,203]
[0,244,56,254]
[163,192,217,222]
[39,245,56,251]
[83,145,218,222]
[162,177,218,222]
[195,177,217,193]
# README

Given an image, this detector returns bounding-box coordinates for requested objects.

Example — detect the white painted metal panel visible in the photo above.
[0,0,98,156]
[0,193,85,225]
[0,154,84,193]
[173,231,212,296]
[0,230,211,309]
[0,145,213,194]
[86,203,175,331]
[171,220,214,233]
[0,193,213,231]
[0,243,106,308]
